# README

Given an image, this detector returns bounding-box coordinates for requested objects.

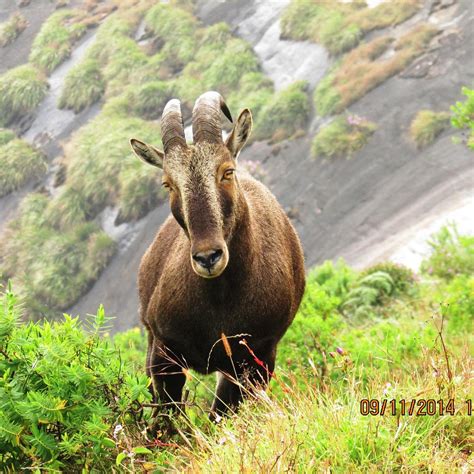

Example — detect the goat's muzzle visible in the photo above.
[191,244,229,278]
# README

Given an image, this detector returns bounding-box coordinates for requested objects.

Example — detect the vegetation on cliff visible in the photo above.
[0,226,472,471]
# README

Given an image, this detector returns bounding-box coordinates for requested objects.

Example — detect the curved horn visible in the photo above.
[161,98,186,153]
[192,91,233,144]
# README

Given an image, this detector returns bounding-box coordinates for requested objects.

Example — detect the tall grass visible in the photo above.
[410,109,451,148]
[0,12,28,47]
[58,58,105,112]
[29,9,87,73]
[312,114,376,159]
[281,0,422,55]
[0,65,48,127]
[314,25,438,116]
[0,138,47,197]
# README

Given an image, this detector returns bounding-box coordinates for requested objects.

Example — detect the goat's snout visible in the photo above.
[193,249,223,270]
[190,244,228,278]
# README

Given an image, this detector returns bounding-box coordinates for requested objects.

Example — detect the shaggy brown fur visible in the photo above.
[131,94,305,421]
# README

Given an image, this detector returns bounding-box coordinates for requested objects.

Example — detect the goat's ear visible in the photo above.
[225,108,253,159]
[130,138,164,169]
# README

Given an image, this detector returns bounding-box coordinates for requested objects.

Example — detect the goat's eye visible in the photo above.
[222,169,235,181]
[162,182,171,190]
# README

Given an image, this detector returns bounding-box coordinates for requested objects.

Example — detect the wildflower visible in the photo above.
[336,347,345,355]
[113,424,123,439]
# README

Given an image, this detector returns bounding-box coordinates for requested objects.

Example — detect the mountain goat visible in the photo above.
[130,91,305,421]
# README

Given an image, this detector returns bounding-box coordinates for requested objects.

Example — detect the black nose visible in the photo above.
[193,249,223,270]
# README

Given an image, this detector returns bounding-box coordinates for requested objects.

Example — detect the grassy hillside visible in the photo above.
[0,226,472,471]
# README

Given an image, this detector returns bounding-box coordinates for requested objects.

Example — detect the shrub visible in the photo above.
[58,58,105,112]
[360,262,416,297]
[0,138,47,197]
[0,65,48,127]
[342,271,395,317]
[0,289,152,471]
[308,259,356,300]
[420,224,474,280]
[254,81,309,141]
[438,275,474,334]
[0,12,28,47]
[410,110,450,148]
[312,114,376,158]
[451,86,474,150]
[314,25,438,116]
[29,10,86,73]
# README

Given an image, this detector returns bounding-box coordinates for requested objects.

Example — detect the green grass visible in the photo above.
[0,228,472,470]
[314,25,438,116]
[312,114,376,158]
[281,0,422,55]
[0,194,116,317]
[33,109,161,235]
[0,138,47,197]
[253,81,310,142]
[58,58,105,112]
[420,224,474,280]
[0,12,28,47]
[451,86,474,150]
[145,3,198,69]
[0,128,16,146]
[410,109,451,148]
[29,9,86,73]
[0,65,48,127]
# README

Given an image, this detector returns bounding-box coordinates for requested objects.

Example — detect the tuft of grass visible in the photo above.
[311,114,376,159]
[29,9,87,73]
[117,159,166,222]
[47,111,161,226]
[410,110,450,148]
[314,25,438,116]
[145,3,198,69]
[0,12,28,47]
[0,194,116,317]
[58,58,105,112]
[0,138,47,197]
[0,128,16,146]
[254,81,309,142]
[0,65,48,127]
[281,0,422,55]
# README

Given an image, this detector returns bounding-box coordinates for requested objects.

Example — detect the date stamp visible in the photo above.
[360,399,472,416]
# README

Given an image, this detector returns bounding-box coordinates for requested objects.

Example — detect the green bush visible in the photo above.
[0,288,152,471]
[420,225,474,280]
[0,65,48,127]
[360,261,416,297]
[308,259,356,300]
[438,275,474,334]
[58,58,105,112]
[313,72,341,116]
[311,114,376,158]
[451,86,474,150]
[410,110,450,148]
[29,10,86,73]
[342,271,395,318]
[254,81,310,141]
[0,138,47,197]
[0,12,28,47]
